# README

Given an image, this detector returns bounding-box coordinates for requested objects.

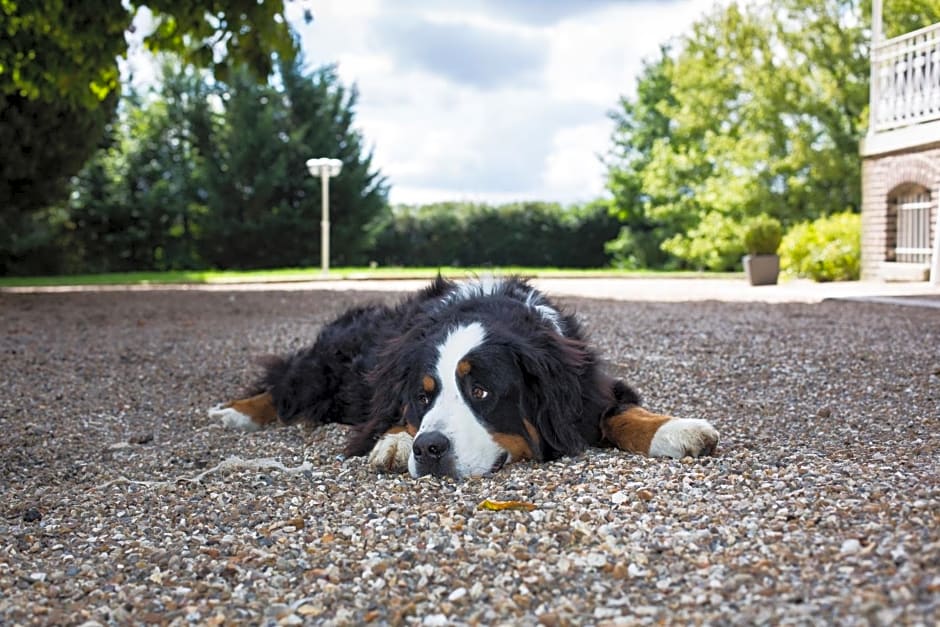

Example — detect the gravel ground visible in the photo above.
[1,287,937,626]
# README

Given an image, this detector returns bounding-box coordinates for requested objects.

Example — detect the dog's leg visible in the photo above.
[602,406,718,458]
[209,392,279,431]
[367,426,416,472]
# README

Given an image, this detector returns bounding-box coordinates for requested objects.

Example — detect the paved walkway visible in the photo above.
[5,276,939,306]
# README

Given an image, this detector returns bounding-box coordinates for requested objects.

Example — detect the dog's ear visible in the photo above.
[345,332,424,456]
[512,331,594,458]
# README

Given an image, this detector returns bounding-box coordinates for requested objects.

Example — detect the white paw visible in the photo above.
[209,404,262,432]
[649,418,718,458]
[368,431,414,472]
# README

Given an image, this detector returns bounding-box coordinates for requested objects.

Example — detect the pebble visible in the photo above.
[627,563,646,578]
[21,508,42,523]
[841,539,862,554]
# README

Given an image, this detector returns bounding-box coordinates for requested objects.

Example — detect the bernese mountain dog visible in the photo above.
[210,276,718,479]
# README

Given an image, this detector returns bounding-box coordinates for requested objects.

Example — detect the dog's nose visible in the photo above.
[412,431,451,461]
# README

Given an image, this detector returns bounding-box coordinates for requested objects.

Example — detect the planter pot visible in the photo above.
[743,254,780,286]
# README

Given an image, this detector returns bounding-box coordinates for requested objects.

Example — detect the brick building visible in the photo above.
[860,1,940,284]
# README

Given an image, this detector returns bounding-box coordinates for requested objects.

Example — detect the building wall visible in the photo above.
[860,142,940,280]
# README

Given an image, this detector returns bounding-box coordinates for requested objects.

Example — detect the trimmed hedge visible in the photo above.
[371,201,619,268]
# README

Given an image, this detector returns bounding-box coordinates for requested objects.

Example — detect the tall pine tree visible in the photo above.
[198,56,389,269]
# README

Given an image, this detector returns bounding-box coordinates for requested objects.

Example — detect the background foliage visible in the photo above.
[605,0,940,271]
[0,0,301,271]
[4,0,940,276]
[372,201,617,268]
[39,57,389,274]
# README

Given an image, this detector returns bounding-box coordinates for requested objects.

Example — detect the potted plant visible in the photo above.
[742,215,783,285]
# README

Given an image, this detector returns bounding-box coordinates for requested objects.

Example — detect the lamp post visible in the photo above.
[306,157,343,275]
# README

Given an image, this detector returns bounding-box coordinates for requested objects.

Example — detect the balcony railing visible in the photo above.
[870,22,940,133]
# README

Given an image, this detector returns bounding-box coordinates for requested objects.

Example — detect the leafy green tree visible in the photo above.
[0,0,302,273]
[605,0,940,271]
[647,0,868,269]
[2,1,299,109]
[882,0,940,37]
[604,47,681,269]
[0,93,117,272]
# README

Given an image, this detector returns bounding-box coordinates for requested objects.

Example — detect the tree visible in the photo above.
[55,55,388,273]
[604,46,681,269]
[0,92,118,272]
[0,0,303,273]
[65,66,212,272]
[198,57,390,269]
[604,0,940,270]
[882,0,940,37]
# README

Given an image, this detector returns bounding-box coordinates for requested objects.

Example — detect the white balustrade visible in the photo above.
[870,22,940,132]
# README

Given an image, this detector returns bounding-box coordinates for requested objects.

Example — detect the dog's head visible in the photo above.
[373,313,595,479]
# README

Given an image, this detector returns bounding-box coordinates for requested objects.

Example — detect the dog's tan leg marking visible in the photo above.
[368,425,416,472]
[603,406,718,458]
[209,392,278,431]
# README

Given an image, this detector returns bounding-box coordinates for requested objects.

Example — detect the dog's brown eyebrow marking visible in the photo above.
[457,359,471,377]
[386,424,418,437]
[422,375,436,392]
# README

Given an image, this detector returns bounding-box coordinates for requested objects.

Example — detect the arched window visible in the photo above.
[887,184,935,264]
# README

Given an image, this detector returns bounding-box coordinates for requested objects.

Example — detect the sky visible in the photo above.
[127,0,722,206]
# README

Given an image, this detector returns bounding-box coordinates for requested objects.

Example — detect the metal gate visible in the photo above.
[895,190,935,264]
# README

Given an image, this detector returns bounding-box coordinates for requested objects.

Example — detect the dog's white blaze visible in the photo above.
[648,418,718,458]
[408,322,507,478]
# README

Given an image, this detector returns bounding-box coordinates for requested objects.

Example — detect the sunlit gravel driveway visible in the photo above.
[1,285,937,625]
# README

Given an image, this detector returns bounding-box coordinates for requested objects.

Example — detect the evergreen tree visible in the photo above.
[66,65,211,271]
[57,56,388,273]
[199,57,389,269]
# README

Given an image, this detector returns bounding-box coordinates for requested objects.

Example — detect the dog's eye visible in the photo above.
[416,392,430,406]
[471,385,489,400]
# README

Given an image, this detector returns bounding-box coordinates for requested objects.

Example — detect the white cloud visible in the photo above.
[125,0,724,205]
[542,121,616,201]
[290,0,721,205]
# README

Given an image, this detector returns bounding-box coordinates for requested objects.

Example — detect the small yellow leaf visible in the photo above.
[478,498,537,512]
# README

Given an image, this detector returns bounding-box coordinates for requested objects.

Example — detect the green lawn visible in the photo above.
[0,266,740,288]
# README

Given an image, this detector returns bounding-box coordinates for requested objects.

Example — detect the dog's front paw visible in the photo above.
[649,418,718,458]
[368,431,413,472]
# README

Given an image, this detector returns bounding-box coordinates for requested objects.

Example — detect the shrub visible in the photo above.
[743,215,783,255]
[661,211,747,271]
[780,212,860,282]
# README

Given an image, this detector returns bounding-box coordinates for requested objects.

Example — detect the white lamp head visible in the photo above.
[306,157,343,177]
